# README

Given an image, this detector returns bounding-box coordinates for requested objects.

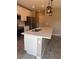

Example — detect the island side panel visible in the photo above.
[24,34,37,56]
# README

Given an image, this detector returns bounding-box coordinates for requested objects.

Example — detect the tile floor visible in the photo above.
[17,35,61,59]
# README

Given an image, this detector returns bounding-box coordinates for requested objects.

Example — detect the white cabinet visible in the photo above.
[24,34,37,56]
[24,34,42,59]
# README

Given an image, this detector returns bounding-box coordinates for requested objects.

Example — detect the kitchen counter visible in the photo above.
[23,27,61,59]
[24,27,53,39]
[24,27,53,59]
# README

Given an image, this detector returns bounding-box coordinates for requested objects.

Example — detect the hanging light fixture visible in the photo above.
[46,0,53,16]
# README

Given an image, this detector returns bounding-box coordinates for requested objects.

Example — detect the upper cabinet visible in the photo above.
[17,5,32,21]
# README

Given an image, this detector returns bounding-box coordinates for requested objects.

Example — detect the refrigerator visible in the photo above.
[25,16,37,30]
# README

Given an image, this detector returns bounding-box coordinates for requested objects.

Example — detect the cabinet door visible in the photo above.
[24,34,37,56]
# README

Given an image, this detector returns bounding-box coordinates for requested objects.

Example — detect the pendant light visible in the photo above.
[46,0,53,16]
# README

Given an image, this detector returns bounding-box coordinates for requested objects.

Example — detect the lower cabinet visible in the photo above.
[24,34,42,56]
[24,34,49,59]
[24,34,37,56]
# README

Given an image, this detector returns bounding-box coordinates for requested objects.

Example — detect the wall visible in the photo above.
[17,20,25,27]
[17,5,32,21]
[37,8,61,35]
[52,8,61,35]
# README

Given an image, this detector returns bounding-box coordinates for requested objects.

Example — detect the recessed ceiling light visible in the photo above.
[32,5,35,8]
[42,4,44,7]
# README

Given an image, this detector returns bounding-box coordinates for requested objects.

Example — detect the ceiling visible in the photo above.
[17,0,61,11]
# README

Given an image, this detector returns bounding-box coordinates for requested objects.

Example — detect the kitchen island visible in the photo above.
[24,27,53,59]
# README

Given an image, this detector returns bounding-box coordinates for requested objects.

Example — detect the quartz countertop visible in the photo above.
[24,27,53,39]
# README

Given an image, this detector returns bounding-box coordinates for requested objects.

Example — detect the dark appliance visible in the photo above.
[17,14,24,36]
[25,16,37,30]
[17,14,21,20]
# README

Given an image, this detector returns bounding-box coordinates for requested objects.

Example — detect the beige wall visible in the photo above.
[38,8,61,35]
[17,5,32,21]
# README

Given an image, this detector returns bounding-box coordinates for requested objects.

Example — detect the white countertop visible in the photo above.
[24,27,53,39]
